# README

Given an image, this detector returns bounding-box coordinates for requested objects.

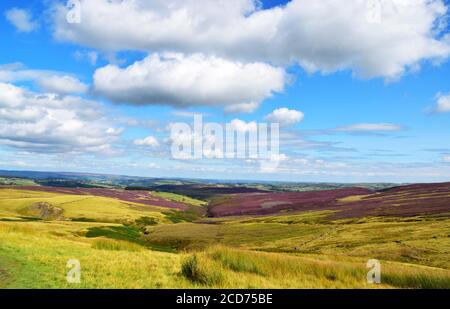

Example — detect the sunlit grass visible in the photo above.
[1,218,449,288]
[152,191,206,207]
[91,238,143,252]
[180,246,450,288]
[146,214,450,269]
[0,189,169,223]
[0,220,187,288]
[0,189,449,288]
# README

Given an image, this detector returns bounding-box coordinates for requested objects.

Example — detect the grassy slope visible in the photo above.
[0,189,169,223]
[0,188,449,288]
[145,213,450,270]
[0,221,187,288]
[151,191,206,207]
[1,221,448,288]
[181,246,450,288]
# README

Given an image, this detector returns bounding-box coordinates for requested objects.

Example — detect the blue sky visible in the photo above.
[1,0,450,183]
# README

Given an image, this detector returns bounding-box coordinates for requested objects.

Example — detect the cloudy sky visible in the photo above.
[1,0,450,183]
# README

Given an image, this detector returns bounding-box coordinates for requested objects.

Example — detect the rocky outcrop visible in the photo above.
[25,202,64,220]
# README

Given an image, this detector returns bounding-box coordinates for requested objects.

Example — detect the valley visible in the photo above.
[0,175,449,288]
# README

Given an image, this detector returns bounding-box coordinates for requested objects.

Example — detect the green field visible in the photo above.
[0,177,38,186]
[151,191,207,207]
[0,188,449,288]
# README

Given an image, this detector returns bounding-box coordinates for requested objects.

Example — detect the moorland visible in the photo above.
[0,171,449,288]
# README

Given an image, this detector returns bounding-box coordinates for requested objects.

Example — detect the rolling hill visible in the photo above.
[0,180,449,288]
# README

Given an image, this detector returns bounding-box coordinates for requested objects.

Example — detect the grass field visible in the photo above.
[0,187,449,288]
[145,213,450,269]
[0,188,171,223]
[0,177,37,186]
[151,191,207,207]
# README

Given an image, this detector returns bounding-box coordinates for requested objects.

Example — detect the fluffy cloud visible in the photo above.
[224,102,261,114]
[334,123,402,132]
[93,53,285,110]
[0,64,87,95]
[36,75,88,95]
[0,82,121,154]
[265,108,304,126]
[228,119,258,133]
[5,8,39,33]
[134,136,159,147]
[52,0,450,79]
[435,93,450,113]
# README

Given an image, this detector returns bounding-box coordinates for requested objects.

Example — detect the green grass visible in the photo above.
[91,238,143,252]
[85,225,174,252]
[210,249,264,275]
[181,255,224,285]
[0,188,449,288]
[0,177,38,186]
[145,213,450,269]
[85,225,143,243]
[383,269,450,289]
[0,189,169,223]
[0,221,187,288]
[0,217,448,288]
[162,210,202,224]
[132,216,159,230]
[152,191,206,207]
[179,246,450,288]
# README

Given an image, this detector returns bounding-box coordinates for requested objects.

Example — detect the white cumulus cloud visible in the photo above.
[0,64,87,95]
[0,82,121,154]
[228,119,258,133]
[36,75,88,95]
[224,102,261,114]
[52,0,450,79]
[265,108,304,126]
[5,8,39,33]
[435,93,450,113]
[134,136,159,147]
[93,53,285,110]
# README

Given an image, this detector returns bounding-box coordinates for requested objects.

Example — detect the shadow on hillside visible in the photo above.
[85,225,174,253]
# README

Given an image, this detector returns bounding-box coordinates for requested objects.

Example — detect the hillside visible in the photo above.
[208,182,450,218]
[0,182,449,288]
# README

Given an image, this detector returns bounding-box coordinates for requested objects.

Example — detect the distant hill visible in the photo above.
[208,181,450,218]
[0,169,399,192]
